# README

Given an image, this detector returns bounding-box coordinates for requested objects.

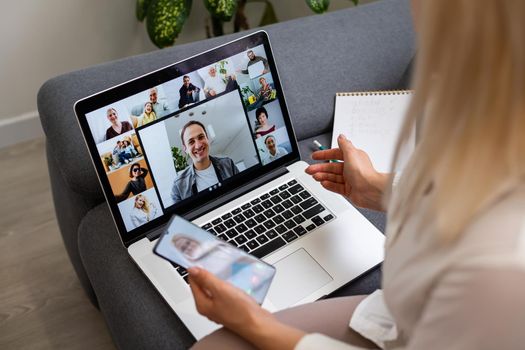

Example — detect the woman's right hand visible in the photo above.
[305,134,389,212]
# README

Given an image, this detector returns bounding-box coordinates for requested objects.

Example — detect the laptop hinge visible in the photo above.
[146,167,289,241]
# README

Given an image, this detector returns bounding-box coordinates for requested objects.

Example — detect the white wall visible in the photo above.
[0,0,375,146]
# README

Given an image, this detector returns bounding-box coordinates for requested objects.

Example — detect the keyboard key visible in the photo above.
[270,195,283,204]
[247,240,260,250]
[300,197,318,210]
[244,208,255,218]
[254,225,266,234]
[261,193,270,200]
[273,204,284,213]
[275,224,287,234]
[324,214,334,222]
[290,206,302,215]
[312,215,324,226]
[212,218,222,225]
[176,266,187,276]
[245,218,257,228]
[235,235,248,245]
[228,239,239,247]
[218,233,228,241]
[224,219,236,228]
[306,224,316,231]
[254,214,266,223]
[282,231,298,243]
[293,226,307,236]
[237,223,248,233]
[234,213,246,223]
[261,200,273,209]
[287,179,297,186]
[270,189,279,195]
[288,184,304,194]
[282,210,293,219]
[278,184,289,191]
[221,213,232,220]
[263,208,276,218]
[284,220,296,230]
[299,191,312,200]
[207,228,217,235]
[281,199,293,209]
[253,204,264,213]
[225,228,238,239]
[252,237,286,258]
[241,203,251,210]
[280,191,291,199]
[215,223,226,233]
[239,245,250,253]
[293,215,306,225]
[266,229,278,239]
[256,235,269,245]
[303,204,325,219]
[264,220,276,229]
[232,208,242,215]
[250,198,261,205]
[245,230,257,240]
[273,214,284,224]
[202,223,212,230]
[183,275,189,284]
[290,195,302,204]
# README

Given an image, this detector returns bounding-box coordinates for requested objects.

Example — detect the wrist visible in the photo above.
[365,172,389,211]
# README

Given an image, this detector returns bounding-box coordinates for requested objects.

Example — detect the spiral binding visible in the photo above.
[336,90,413,96]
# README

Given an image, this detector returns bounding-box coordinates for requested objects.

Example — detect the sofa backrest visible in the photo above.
[38,0,415,201]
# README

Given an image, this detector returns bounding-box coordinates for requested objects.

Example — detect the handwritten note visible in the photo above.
[331,92,415,173]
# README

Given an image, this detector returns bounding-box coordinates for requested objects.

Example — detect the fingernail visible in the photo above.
[338,134,345,140]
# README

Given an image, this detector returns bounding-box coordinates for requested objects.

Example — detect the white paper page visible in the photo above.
[331,92,415,173]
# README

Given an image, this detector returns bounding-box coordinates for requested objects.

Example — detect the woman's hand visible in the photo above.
[305,134,389,211]
[188,267,305,349]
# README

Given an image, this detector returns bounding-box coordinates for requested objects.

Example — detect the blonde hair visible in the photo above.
[388,1,525,243]
[134,194,151,214]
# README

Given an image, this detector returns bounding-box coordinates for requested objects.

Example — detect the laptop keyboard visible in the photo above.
[171,179,334,283]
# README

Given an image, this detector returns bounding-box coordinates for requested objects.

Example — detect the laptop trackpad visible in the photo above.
[267,248,333,309]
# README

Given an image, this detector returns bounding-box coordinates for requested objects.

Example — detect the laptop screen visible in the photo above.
[75,31,299,245]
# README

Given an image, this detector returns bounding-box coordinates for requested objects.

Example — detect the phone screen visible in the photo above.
[154,215,276,304]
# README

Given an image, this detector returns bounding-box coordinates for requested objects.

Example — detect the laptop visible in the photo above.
[74,31,385,340]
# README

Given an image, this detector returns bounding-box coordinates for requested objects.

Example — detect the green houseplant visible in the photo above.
[137,0,358,48]
[172,146,189,172]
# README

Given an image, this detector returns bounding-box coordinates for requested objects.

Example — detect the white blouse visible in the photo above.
[296,183,525,350]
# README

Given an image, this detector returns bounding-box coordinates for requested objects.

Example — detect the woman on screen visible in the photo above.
[254,107,275,138]
[139,102,157,126]
[130,194,157,227]
[115,163,149,202]
[105,108,133,140]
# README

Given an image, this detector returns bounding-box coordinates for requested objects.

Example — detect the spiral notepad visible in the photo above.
[331,90,415,173]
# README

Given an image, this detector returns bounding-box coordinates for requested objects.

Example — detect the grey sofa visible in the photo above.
[38,0,414,348]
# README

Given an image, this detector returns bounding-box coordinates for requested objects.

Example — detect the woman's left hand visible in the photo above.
[188,267,273,335]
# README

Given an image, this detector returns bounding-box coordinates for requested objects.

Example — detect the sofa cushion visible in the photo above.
[38,0,414,200]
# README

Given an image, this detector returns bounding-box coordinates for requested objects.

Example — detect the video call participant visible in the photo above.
[105,108,133,140]
[262,135,288,165]
[178,76,201,109]
[139,101,157,126]
[132,87,169,119]
[116,163,149,202]
[239,50,269,75]
[171,120,239,202]
[113,140,132,165]
[130,194,158,228]
[257,77,274,102]
[203,66,237,98]
[254,107,276,138]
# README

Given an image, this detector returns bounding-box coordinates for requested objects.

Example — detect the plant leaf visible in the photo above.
[305,0,330,14]
[259,0,278,27]
[351,0,359,6]
[136,0,152,21]
[203,0,238,22]
[146,0,192,48]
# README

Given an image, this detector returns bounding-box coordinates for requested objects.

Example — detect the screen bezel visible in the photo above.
[74,31,300,247]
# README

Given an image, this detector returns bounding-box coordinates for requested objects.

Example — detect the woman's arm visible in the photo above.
[116,182,133,202]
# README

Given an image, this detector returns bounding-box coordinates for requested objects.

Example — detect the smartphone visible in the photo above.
[153,215,276,305]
